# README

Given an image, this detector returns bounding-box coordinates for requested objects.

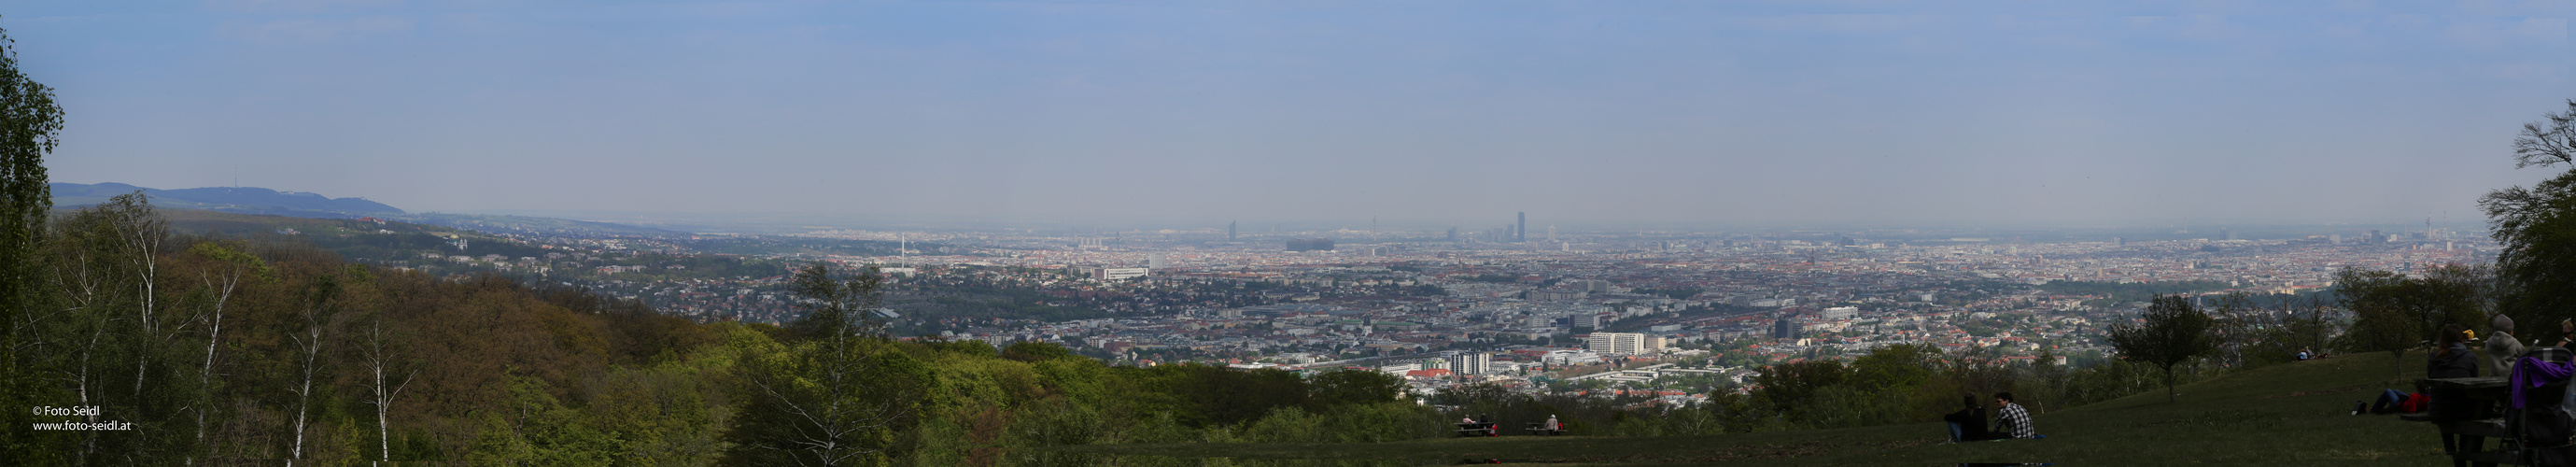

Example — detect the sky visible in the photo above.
[4,0,2571,229]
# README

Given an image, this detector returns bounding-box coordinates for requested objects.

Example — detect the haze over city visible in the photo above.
[7,1,2569,227]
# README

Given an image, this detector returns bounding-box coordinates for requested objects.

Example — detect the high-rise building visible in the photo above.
[1447,352,1492,375]
[2114,237,2126,247]
[1447,227,1458,242]
[1517,212,1527,242]
[1771,315,1800,339]
[1147,253,1165,269]
[1587,333,1647,355]
[1229,220,1236,241]
[2371,229,2384,243]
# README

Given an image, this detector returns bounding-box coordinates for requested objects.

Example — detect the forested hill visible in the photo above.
[54,182,687,236]
[53,182,404,216]
[6,195,1434,465]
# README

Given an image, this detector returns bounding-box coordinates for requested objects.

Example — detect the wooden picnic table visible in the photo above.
[2404,376,2519,466]
[1522,421,1566,436]
[1454,421,1498,437]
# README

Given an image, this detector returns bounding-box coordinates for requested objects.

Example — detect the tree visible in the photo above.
[2106,295,2216,403]
[2334,266,2491,379]
[284,267,355,467]
[357,308,418,466]
[2484,100,2576,331]
[181,241,270,460]
[725,262,933,466]
[0,28,64,464]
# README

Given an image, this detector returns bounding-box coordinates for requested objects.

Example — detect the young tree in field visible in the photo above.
[726,262,933,466]
[2485,100,2576,331]
[2107,295,2216,403]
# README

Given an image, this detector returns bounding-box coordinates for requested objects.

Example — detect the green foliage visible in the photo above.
[2108,295,2217,403]
[2334,265,2491,378]
[0,29,63,465]
[2485,100,2576,335]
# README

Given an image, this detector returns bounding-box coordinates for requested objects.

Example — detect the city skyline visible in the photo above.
[7,1,2569,226]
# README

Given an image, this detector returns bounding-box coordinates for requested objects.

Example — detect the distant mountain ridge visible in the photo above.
[53,182,404,216]
[50,182,689,237]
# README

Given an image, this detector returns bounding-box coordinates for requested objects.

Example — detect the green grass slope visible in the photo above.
[1053,352,2457,465]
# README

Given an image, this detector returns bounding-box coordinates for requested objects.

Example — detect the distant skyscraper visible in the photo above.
[1517,212,1527,242]
[2222,228,2236,241]
[1228,220,1236,241]
[2371,229,2383,243]
[1447,227,1457,242]
[1147,253,1165,269]
[2114,237,2125,247]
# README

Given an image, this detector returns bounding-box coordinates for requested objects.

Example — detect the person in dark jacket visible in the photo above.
[1941,392,1991,442]
[2428,324,2485,460]
[2430,324,2480,379]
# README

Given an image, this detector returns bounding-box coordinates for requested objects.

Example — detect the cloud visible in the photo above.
[218,16,413,44]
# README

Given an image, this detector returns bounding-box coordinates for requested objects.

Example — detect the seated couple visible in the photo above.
[1943,392,2036,442]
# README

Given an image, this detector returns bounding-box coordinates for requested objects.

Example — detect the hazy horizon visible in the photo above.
[11,1,2570,227]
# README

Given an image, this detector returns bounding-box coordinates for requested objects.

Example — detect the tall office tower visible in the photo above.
[1147,253,1165,269]
[1447,227,1458,242]
[1517,212,1527,242]
[2223,228,2236,241]
[1229,220,1236,241]
[2115,237,2125,247]
[2371,229,2383,243]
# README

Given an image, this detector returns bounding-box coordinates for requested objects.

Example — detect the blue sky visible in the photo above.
[5,1,2569,228]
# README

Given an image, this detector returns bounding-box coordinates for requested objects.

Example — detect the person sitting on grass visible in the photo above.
[1941,392,1992,442]
[1992,392,2034,439]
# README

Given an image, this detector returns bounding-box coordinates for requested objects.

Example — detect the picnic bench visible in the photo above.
[2402,376,2515,466]
[1523,421,1567,436]
[2402,347,2576,466]
[1454,421,1499,437]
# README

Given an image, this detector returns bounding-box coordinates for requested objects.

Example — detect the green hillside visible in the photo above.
[1053,351,2456,465]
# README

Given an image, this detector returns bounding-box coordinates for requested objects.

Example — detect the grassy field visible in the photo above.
[1050,352,2460,465]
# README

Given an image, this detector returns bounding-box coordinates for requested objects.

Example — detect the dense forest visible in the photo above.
[1,194,1455,465]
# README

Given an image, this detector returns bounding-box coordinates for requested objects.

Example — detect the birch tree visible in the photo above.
[357,310,416,466]
[283,271,345,467]
[182,242,267,460]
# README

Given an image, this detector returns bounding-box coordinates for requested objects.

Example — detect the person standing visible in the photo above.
[1992,392,2034,439]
